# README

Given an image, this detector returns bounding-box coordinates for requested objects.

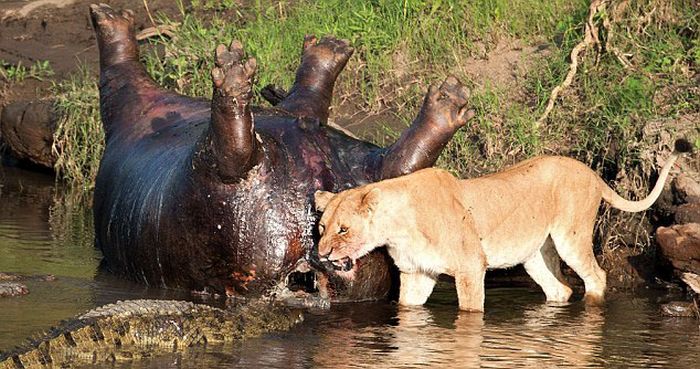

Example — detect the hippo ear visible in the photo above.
[314,191,336,212]
[360,188,380,213]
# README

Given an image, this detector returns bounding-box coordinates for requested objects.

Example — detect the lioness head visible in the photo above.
[314,187,381,276]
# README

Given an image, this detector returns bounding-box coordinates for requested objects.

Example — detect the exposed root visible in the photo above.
[535,0,608,129]
[136,25,177,41]
[602,1,635,69]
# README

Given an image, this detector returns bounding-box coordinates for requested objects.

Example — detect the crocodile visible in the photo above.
[0,299,302,369]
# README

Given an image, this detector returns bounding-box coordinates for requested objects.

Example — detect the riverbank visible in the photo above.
[0,0,698,289]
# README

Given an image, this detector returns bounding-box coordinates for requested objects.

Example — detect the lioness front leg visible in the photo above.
[455,264,486,312]
[399,272,437,306]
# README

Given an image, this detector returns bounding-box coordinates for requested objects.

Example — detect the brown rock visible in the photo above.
[673,174,700,204]
[660,301,697,317]
[682,273,700,294]
[0,282,29,297]
[0,99,56,168]
[0,271,57,282]
[675,203,700,224]
[657,223,700,275]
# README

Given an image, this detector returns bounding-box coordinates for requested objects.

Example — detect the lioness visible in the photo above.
[314,140,692,311]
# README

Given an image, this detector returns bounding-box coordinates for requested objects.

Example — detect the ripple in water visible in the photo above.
[1,166,699,368]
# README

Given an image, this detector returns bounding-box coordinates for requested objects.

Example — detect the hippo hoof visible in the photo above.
[211,41,257,103]
[425,76,476,130]
[89,3,134,35]
[301,35,354,73]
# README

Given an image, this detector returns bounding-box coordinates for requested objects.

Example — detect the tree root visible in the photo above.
[535,0,608,129]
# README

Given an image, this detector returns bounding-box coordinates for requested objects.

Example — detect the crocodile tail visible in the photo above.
[601,139,693,212]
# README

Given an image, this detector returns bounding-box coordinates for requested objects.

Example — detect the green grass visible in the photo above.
[51,67,102,190]
[144,0,585,104]
[52,0,584,186]
[0,60,53,83]
[48,0,698,251]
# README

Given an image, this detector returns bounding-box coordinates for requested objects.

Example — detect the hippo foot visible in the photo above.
[301,35,354,77]
[89,4,134,41]
[422,76,475,132]
[211,41,257,107]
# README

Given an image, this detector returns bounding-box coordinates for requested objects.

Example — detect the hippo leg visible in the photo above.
[379,76,475,179]
[277,35,354,122]
[90,4,199,139]
[194,41,261,182]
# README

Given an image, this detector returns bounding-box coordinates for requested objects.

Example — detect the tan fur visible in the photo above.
[315,153,682,311]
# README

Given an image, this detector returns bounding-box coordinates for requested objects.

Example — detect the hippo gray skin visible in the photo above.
[90,4,474,302]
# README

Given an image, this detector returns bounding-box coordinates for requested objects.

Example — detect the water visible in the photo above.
[1,165,699,368]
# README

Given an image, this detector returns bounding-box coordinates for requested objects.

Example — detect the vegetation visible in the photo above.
[51,0,587,185]
[0,60,53,83]
[52,67,102,190]
[47,0,698,251]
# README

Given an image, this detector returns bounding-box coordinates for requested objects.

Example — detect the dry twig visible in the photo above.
[136,25,177,41]
[535,0,608,128]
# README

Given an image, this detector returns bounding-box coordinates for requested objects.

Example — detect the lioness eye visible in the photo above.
[338,226,348,234]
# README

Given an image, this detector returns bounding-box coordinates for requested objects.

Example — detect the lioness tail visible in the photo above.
[601,139,693,212]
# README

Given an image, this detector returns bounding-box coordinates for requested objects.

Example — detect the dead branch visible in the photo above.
[535,0,608,129]
[136,25,177,41]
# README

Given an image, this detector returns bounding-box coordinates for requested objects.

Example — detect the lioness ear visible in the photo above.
[314,190,336,212]
[360,187,380,213]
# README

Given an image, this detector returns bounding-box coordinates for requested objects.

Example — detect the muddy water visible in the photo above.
[1,166,699,368]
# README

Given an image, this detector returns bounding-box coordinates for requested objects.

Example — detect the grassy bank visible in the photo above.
[51,0,698,250]
[51,0,586,187]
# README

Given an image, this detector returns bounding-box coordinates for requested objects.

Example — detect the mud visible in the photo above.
[0,1,553,148]
[0,0,182,105]
[333,39,550,142]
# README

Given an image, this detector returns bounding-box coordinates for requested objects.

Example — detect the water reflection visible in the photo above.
[1,166,700,369]
[0,166,190,351]
[307,291,605,368]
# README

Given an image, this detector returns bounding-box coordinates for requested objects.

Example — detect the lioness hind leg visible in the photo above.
[455,266,486,312]
[399,272,437,306]
[523,238,573,302]
[551,230,606,305]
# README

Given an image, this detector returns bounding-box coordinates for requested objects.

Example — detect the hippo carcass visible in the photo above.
[90,4,474,301]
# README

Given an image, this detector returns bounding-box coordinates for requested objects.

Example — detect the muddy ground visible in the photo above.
[0,0,182,105]
[0,1,697,293]
[0,0,549,139]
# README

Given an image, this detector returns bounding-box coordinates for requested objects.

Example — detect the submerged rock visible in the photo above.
[660,301,698,318]
[0,282,29,297]
[0,272,56,282]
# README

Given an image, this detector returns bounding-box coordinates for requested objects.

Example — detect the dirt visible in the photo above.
[333,39,550,142]
[0,1,551,146]
[0,0,182,105]
[461,39,550,90]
